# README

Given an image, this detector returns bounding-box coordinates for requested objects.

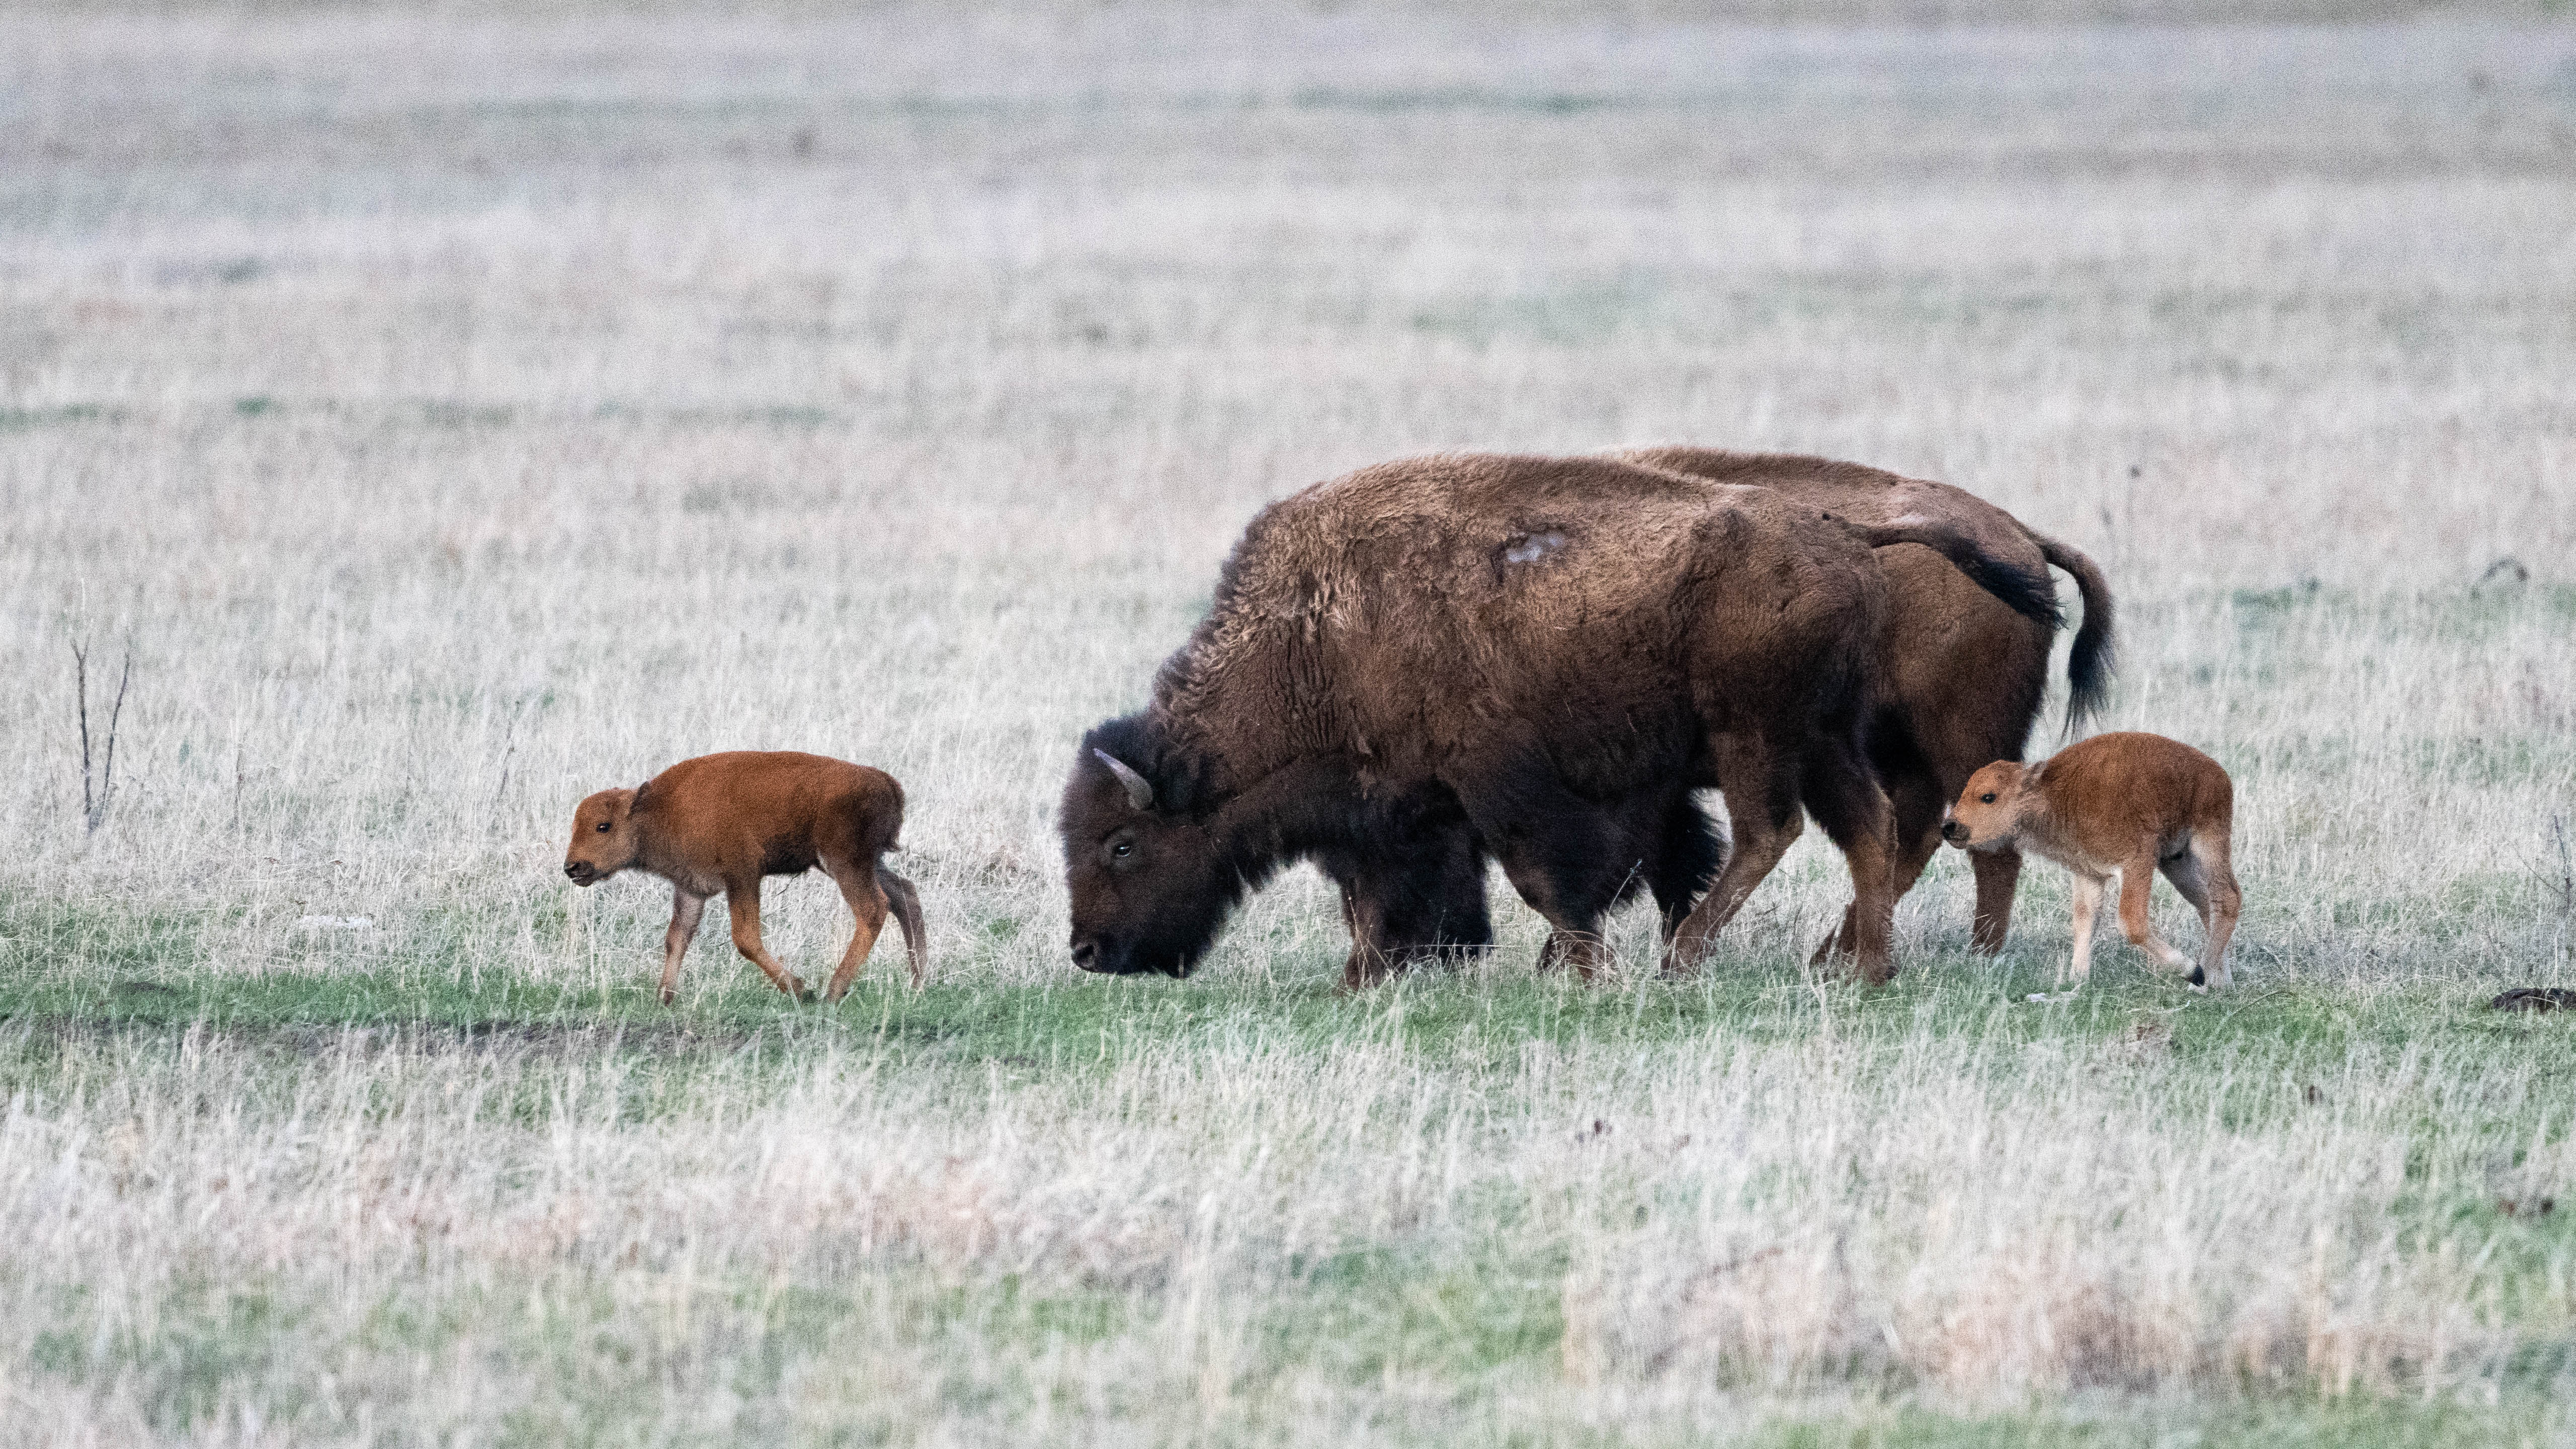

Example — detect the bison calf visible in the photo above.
[562,750,928,1002]
[1941,731,2239,990]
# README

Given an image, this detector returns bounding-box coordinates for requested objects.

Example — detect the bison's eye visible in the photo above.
[1111,840,1133,859]
[596,821,612,832]
[1978,792,1996,804]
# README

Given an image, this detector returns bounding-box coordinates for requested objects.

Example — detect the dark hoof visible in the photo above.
[2187,966,2205,987]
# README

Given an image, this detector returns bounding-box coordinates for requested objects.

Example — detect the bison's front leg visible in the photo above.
[1319,828,1494,989]
[1454,774,1629,982]
[1969,846,2023,955]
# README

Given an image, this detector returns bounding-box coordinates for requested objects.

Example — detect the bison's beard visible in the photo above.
[1075,893,1238,978]
[1071,859,1268,980]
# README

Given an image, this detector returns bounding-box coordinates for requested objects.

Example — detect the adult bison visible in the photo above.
[1059,453,2061,986]
[1326,449,2117,976]
[1615,448,2114,957]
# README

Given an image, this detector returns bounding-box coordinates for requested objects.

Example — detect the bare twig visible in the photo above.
[2549,813,2573,917]
[491,701,525,833]
[73,639,92,822]
[72,636,134,833]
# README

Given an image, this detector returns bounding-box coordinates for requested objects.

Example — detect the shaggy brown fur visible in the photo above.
[563,750,928,1002]
[1061,453,2063,987]
[1942,731,2239,989]
[1327,448,2116,971]
[1615,448,2115,955]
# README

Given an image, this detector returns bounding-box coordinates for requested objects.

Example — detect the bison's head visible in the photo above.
[1059,717,1241,978]
[1941,760,2029,851]
[563,786,642,886]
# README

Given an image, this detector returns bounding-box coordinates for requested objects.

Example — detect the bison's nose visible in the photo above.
[564,862,592,884]
[1940,821,1966,843]
[1070,939,1099,971]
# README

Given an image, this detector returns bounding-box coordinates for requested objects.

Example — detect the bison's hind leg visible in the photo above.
[1651,793,1724,944]
[1665,739,1804,977]
[1814,749,1945,966]
[1797,736,1900,984]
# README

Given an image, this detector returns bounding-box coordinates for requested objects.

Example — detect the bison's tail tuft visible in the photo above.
[2034,532,2116,734]
[1952,552,2064,629]
[1842,519,2062,627]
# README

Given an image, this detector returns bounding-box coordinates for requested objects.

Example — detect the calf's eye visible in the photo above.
[1978,793,1996,804]
[596,821,612,832]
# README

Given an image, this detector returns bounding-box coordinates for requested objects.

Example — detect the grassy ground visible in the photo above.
[5,4,2576,1443]
[5,928,2575,1444]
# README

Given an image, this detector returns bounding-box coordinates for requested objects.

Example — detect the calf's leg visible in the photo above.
[821,860,891,1002]
[2116,858,2196,978]
[2157,845,2215,987]
[2066,871,2107,987]
[725,883,813,1001]
[2191,831,2241,989]
[659,887,707,1005]
[878,866,931,990]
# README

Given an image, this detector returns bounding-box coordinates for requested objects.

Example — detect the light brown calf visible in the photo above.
[562,750,928,1003]
[1942,731,2239,989]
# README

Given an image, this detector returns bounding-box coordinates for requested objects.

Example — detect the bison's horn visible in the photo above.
[1094,750,1155,812]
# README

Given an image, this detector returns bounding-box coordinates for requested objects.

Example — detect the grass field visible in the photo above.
[5,5,2576,1443]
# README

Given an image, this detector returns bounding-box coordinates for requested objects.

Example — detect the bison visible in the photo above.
[1943,731,2239,990]
[564,750,929,1002]
[1327,448,2116,975]
[1058,452,2062,986]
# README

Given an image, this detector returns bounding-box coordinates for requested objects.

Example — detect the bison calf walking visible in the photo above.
[563,751,929,1002]
[1941,731,2239,989]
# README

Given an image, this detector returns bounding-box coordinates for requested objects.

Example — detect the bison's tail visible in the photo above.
[2032,531,2116,735]
[1837,518,2062,628]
